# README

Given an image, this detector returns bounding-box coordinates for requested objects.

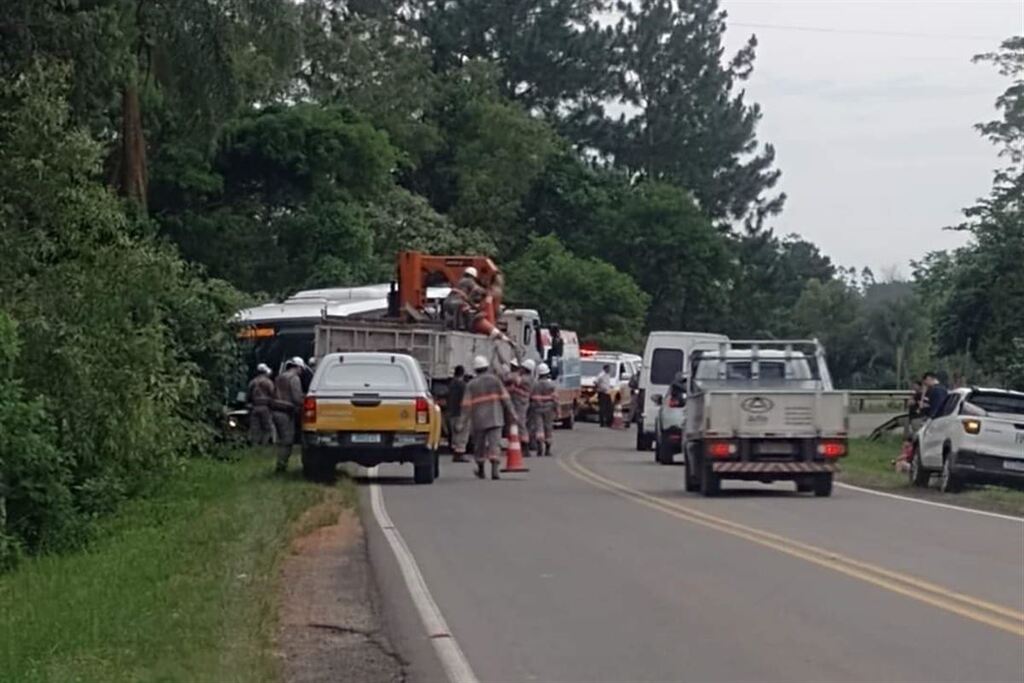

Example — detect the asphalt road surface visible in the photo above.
[366,424,1024,683]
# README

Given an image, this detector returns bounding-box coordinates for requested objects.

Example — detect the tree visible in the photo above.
[791,279,871,388]
[505,236,649,349]
[608,0,783,225]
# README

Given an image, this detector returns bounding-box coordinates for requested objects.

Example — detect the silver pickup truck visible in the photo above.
[683,340,849,497]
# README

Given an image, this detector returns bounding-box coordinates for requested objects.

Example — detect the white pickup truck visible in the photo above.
[683,340,849,497]
[909,387,1024,492]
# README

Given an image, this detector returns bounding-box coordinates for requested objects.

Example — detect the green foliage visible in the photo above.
[506,236,649,349]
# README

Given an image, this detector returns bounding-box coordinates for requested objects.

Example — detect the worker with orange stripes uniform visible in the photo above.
[529,362,558,457]
[508,358,535,455]
[463,355,515,480]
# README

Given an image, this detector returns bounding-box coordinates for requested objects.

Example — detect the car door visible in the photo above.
[921,394,961,467]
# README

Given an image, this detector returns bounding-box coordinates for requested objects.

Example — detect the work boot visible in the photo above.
[490,461,501,480]
[453,452,467,463]
[523,442,532,458]
[544,442,552,457]
[474,461,485,479]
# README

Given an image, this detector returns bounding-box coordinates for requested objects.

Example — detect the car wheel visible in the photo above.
[813,474,833,497]
[700,462,720,497]
[656,437,674,465]
[635,424,649,451]
[414,458,436,484]
[939,452,962,493]
[302,448,335,483]
[909,445,930,487]
[433,451,441,479]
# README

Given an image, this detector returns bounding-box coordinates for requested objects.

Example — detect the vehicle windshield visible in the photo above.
[965,391,1024,416]
[319,362,415,392]
[581,360,614,377]
[693,355,823,390]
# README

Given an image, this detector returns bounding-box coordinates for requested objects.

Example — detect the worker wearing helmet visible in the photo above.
[444,266,485,331]
[271,358,305,473]
[509,358,535,455]
[463,355,515,480]
[247,363,276,446]
[530,362,558,456]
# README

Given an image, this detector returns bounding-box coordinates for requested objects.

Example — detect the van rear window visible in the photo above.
[321,363,413,391]
[650,348,684,385]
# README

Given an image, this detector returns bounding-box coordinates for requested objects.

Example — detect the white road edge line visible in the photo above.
[836,482,1024,523]
[367,466,480,683]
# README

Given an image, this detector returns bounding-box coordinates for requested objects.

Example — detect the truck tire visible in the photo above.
[684,452,700,492]
[636,424,653,452]
[414,451,436,485]
[700,463,720,497]
[939,452,962,493]
[656,437,674,465]
[813,474,833,497]
[302,448,335,483]
[795,479,813,494]
[558,405,576,430]
[909,446,930,487]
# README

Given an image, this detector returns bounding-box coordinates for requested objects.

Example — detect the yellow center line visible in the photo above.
[560,448,1024,638]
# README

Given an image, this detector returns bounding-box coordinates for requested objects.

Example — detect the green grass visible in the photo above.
[842,438,1024,517]
[0,452,354,683]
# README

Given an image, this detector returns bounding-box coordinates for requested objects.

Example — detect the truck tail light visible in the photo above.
[415,397,430,425]
[707,440,736,458]
[818,440,847,458]
[667,396,682,408]
[302,397,317,425]
[961,419,981,434]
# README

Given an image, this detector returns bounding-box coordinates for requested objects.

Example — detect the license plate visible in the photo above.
[755,442,795,455]
[1002,460,1024,472]
[350,433,382,444]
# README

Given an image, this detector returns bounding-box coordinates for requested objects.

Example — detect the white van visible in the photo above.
[637,331,728,450]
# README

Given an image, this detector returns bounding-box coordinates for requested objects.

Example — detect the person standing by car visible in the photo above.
[509,358,535,455]
[595,363,614,427]
[922,372,948,419]
[272,359,305,473]
[530,363,558,456]
[463,355,514,480]
[247,363,275,446]
[447,365,469,462]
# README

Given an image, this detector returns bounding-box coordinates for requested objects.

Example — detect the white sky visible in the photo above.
[720,0,1024,274]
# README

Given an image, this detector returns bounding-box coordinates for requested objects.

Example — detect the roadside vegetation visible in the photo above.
[842,438,1024,517]
[0,453,353,683]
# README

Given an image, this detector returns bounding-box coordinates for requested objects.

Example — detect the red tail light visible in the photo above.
[667,396,682,408]
[707,440,736,458]
[415,396,430,425]
[302,397,317,425]
[818,440,847,458]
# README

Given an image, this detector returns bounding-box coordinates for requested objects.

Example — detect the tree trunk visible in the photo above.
[119,83,148,212]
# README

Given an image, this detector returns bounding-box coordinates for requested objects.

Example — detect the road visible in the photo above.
[365,424,1024,683]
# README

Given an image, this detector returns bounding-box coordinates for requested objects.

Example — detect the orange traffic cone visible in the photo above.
[501,422,530,473]
[611,402,626,429]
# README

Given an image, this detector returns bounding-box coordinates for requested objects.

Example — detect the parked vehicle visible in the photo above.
[636,332,728,451]
[651,377,688,465]
[683,340,848,497]
[578,352,641,422]
[539,326,582,428]
[300,352,443,483]
[909,387,1024,492]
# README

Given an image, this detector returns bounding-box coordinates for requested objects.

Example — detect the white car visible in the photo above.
[910,387,1024,492]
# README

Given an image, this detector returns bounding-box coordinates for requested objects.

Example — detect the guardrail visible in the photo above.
[846,390,913,414]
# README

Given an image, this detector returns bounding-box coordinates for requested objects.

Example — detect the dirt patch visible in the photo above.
[277,502,406,683]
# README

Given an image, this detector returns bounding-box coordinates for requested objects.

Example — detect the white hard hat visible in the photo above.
[522,359,536,372]
[537,362,550,376]
[473,355,490,371]
[509,357,520,368]
[256,363,272,375]
[464,266,479,279]
[307,356,317,367]
[291,356,306,368]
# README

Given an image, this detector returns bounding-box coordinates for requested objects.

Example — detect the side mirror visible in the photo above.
[651,394,662,405]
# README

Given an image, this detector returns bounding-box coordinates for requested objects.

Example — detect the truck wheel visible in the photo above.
[559,406,576,430]
[700,463,720,497]
[939,453,962,493]
[684,453,700,492]
[813,474,833,497]
[656,438,674,465]
[795,479,813,494]
[302,448,335,483]
[909,446,930,487]
[414,452,436,484]
[636,425,652,452]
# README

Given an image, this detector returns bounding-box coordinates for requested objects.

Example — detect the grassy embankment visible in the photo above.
[843,438,1024,517]
[0,453,353,683]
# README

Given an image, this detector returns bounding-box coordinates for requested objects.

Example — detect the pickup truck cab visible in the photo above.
[300,352,442,483]
[910,387,1024,492]
[683,340,848,497]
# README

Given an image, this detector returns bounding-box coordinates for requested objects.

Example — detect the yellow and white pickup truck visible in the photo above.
[301,352,442,483]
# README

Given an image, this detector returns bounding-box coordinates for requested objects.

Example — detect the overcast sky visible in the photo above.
[719,0,1023,276]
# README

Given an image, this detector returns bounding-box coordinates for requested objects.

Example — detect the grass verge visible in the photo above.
[0,452,355,683]
[842,438,1024,517]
